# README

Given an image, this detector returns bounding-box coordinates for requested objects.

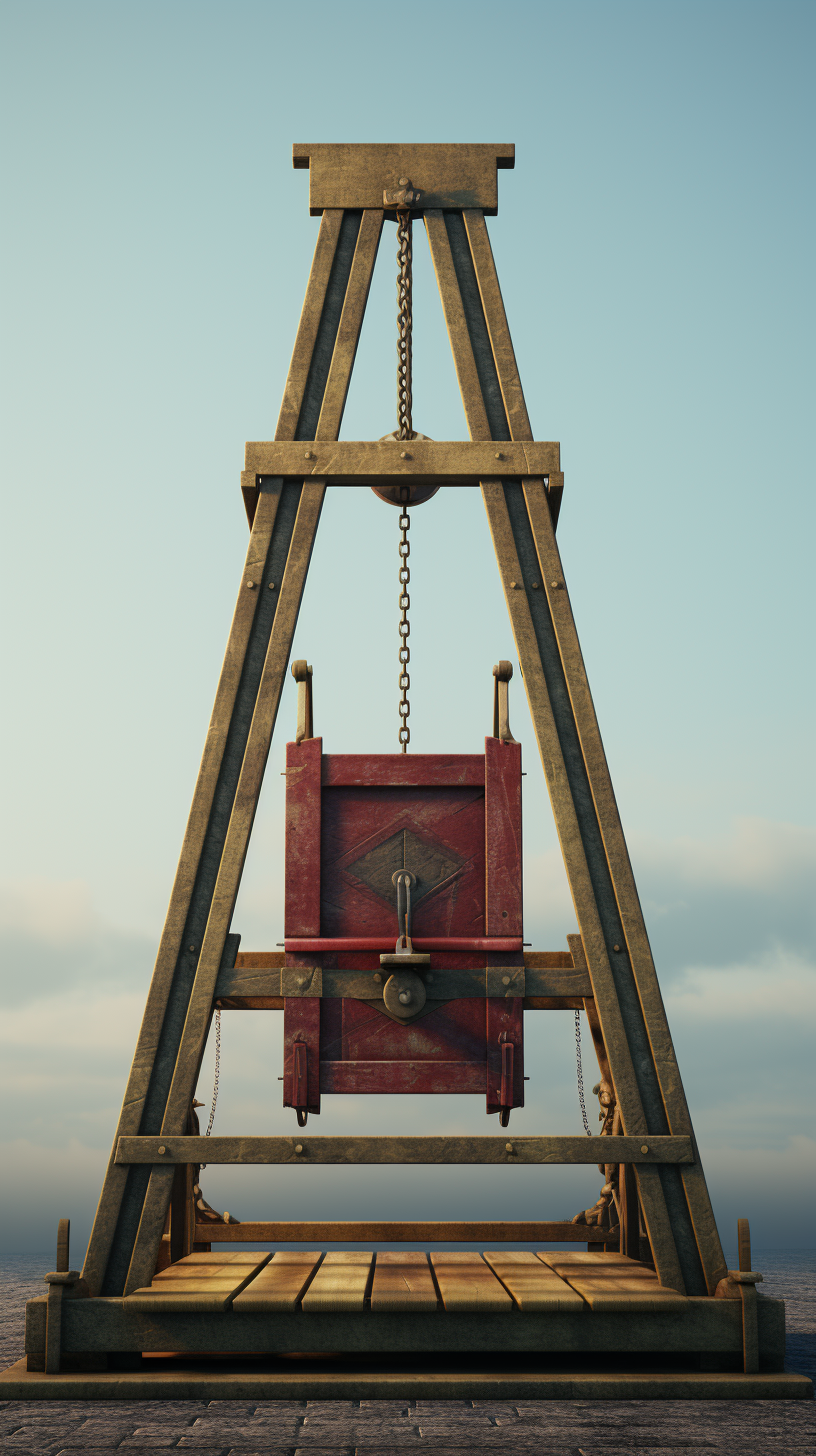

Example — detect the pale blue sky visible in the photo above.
[1,0,814,1261]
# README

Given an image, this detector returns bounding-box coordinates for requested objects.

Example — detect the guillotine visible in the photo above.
[10,143,810,1400]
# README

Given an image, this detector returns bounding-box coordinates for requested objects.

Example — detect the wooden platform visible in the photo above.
[22,1249,804,1400]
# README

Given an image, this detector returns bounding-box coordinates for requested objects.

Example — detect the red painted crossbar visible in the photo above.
[284,937,524,953]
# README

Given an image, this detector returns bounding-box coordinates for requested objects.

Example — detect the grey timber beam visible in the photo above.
[116,1135,694,1166]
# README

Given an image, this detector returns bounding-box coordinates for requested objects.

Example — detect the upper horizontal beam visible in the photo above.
[116,1135,693,1167]
[293,143,515,215]
[244,440,560,484]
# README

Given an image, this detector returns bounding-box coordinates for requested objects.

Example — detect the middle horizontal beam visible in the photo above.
[116,1135,693,1166]
[244,439,560,483]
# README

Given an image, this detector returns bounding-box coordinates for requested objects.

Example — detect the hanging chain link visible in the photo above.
[398,505,410,751]
[575,1009,592,1135]
[396,207,413,440]
[205,1006,221,1138]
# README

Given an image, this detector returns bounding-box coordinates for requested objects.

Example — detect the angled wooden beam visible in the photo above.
[122,209,384,1296]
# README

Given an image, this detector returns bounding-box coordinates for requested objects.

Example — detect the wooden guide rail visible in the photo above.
[193,1220,617,1243]
[117,1135,693,1166]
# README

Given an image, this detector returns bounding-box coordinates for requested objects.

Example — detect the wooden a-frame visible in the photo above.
[81,143,727,1308]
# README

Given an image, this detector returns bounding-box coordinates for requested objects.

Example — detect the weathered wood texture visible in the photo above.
[300,1251,373,1312]
[231,1250,322,1312]
[245,438,559,481]
[116,1134,693,1165]
[482,1250,584,1312]
[537,1251,688,1312]
[293,142,514,214]
[370,1252,439,1312]
[123,1251,270,1313]
[193,1219,614,1243]
[430,1252,513,1311]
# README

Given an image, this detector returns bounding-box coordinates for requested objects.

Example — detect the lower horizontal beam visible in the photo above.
[193,1220,615,1243]
[116,1135,693,1166]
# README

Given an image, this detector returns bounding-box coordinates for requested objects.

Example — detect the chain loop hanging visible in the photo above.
[575,1009,592,1135]
[396,208,413,440]
[199,1005,221,1169]
[398,505,410,750]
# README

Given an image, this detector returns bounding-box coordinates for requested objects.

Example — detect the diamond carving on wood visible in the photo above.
[347,828,464,905]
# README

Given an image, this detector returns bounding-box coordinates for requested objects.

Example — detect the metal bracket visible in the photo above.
[493,661,517,744]
[291,659,313,743]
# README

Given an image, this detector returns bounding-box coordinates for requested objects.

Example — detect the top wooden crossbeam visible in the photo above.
[245,439,559,485]
[293,143,515,214]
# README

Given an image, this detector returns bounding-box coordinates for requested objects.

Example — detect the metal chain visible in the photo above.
[398,506,410,751]
[396,209,412,440]
[204,1006,221,1140]
[575,1009,592,1135]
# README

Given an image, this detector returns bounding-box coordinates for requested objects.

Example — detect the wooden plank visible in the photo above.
[293,143,515,215]
[322,753,484,787]
[316,208,383,440]
[124,1252,269,1313]
[536,1251,688,1312]
[284,737,322,936]
[214,965,590,1002]
[300,1251,372,1312]
[424,210,491,440]
[370,1253,439,1313]
[463,210,532,443]
[485,737,522,935]
[246,438,560,480]
[193,1220,615,1244]
[117,1134,693,1166]
[430,1252,513,1311]
[320,1061,485,1094]
[482,1251,584,1312]
[273,209,344,446]
[232,1251,322,1312]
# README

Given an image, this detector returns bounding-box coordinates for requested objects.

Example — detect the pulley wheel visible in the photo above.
[383,968,427,1019]
[372,432,440,506]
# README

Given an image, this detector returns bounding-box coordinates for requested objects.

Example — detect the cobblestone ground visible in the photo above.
[3,1257,813,1455]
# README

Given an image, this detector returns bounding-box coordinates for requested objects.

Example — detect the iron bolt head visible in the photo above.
[613,944,621,952]
[505,1142,514,1153]
[304,450,312,459]
[295,1144,304,1154]
[188,944,196,953]
[502,976,511,985]
[246,580,256,589]
[640,1144,649,1154]
[398,989,412,1004]
[398,177,409,185]
[532,581,539,589]
[509,580,517,589]
[551,579,561,588]
[158,1145,166,1155]
[373,972,383,983]
[268,581,276,590]
[495,451,503,460]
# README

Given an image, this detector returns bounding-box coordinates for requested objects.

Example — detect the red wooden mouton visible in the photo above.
[283,676,524,1125]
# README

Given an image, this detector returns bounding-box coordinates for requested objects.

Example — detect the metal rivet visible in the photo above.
[268,581,276,590]
[304,450,312,459]
[188,944,196,953]
[398,176,409,185]
[246,580,256,589]
[502,976,511,986]
[295,1144,304,1154]
[373,972,383,983]
[509,580,517,589]
[505,1142,514,1153]
[640,1144,649,1154]
[297,974,307,986]
[613,944,621,953]
[158,1145,166,1155]
[495,451,503,460]
[551,579,561,588]
[400,450,410,459]
[532,581,539,589]
[399,989,412,1004]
